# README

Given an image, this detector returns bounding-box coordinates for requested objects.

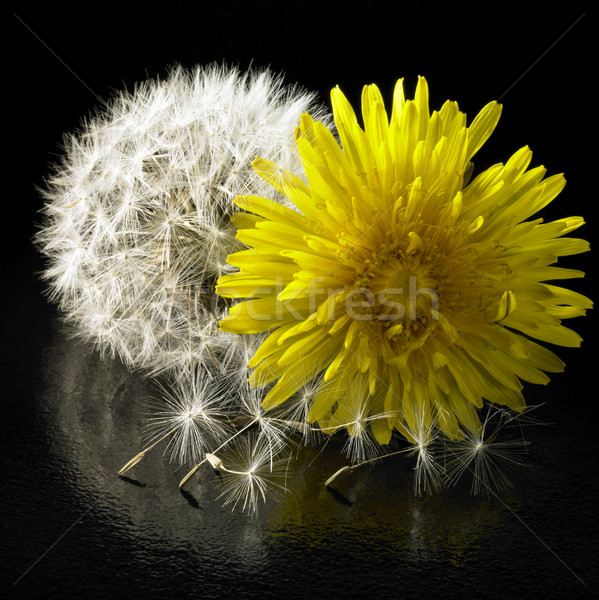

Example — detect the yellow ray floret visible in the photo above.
[217,76,591,448]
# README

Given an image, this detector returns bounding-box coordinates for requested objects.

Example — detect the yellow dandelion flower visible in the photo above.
[216,77,591,450]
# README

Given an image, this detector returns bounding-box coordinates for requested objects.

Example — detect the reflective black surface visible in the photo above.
[2,251,597,599]
[5,3,596,599]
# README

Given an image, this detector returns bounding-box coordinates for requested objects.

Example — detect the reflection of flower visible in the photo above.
[36,64,330,375]
[218,77,591,468]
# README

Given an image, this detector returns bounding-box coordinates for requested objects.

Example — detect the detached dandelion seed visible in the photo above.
[142,364,235,464]
[443,405,533,495]
[118,363,234,475]
[274,377,326,444]
[217,433,290,515]
[409,434,445,495]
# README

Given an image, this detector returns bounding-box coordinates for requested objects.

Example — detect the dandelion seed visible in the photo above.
[143,364,235,464]
[443,405,532,496]
[217,433,289,515]
[177,407,262,489]
[274,376,326,443]
[118,363,234,475]
[409,436,445,496]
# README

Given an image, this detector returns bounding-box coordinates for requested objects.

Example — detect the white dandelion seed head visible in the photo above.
[36,63,331,376]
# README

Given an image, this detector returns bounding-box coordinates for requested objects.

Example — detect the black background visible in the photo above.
[3,2,596,599]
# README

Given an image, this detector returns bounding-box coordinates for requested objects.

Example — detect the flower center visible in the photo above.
[327,212,504,364]
[343,243,442,359]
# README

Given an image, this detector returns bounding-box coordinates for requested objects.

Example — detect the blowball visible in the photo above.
[37,64,330,375]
